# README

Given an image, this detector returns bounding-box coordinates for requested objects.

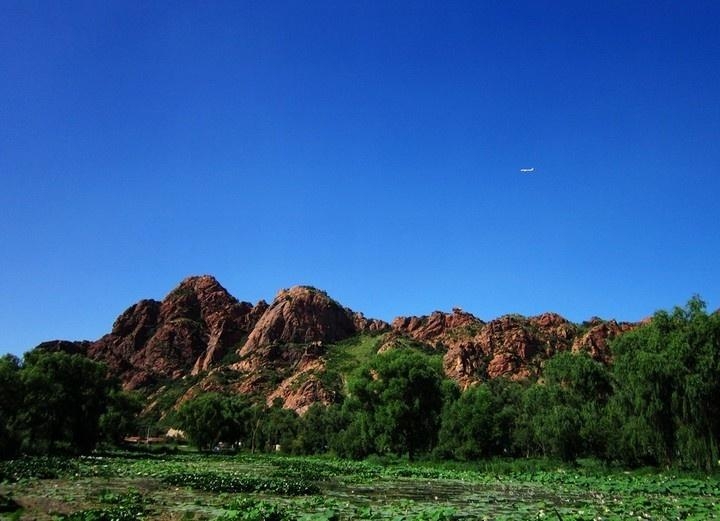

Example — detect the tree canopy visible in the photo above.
[0,350,137,457]
[341,349,445,460]
[608,296,720,469]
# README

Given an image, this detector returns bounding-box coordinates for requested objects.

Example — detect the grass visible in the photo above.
[322,334,383,392]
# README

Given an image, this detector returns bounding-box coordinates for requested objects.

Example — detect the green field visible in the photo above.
[2,452,719,520]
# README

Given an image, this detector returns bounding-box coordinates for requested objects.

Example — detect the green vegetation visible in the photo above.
[0,351,136,458]
[607,296,720,470]
[2,452,720,519]
[321,334,383,393]
[162,470,320,495]
[218,497,293,521]
[0,456,79,481]
[59,506,143,521]
[338,349,445,460]
[436,378,521,460]
[178,393,253,450]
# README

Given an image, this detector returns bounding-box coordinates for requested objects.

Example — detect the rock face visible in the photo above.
[87,275,263,389]
[571,319,636,363]
[392,310,633,389]
[240,286,360,358]
[266,359,336,415]
[392,308,483,344]
[227,286,389,411]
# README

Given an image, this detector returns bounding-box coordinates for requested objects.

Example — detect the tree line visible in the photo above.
[1,297,718,471]
[0,350,141,458]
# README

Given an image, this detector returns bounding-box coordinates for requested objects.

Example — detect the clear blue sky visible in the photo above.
[2,1,719,357]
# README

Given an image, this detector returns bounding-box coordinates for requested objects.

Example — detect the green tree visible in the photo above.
[345,349,445,460]
[294,403,344,455]
[436,378,523,460]
[257,399,300,453]
[516,383,581,461]
[18,351,112,454]
[543,351,612,403]
[609,297,720,469]
[544,351,612,457]
[514,352,612,462]
[437,384,495,460]
[99,389,143,444]
[330,397,373,459]
[178,392,253,450]
[0,355,22,458]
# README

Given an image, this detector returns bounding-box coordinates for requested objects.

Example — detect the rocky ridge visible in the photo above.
[393,309,632,388]
[36,275,638,414]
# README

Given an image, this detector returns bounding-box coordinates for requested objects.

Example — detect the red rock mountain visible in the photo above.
[36,275,638,413]
[86,275,266,389]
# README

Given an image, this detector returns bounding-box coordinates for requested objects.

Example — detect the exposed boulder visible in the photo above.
[352,312,390,334]
[392,308,483,345]
[229,286,377,412]
[440,313,563,386]
[266,359,337,414]
[240,286,358,356]
[571,319,636,363]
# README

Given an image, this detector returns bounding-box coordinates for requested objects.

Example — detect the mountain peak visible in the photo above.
[88,275,262,388]
[240,285,356,355]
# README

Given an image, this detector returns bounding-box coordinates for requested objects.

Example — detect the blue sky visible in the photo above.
[2,1,719,357]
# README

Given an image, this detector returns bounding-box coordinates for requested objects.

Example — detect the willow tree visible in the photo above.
[345,349,445,460]
[609,297,720,470]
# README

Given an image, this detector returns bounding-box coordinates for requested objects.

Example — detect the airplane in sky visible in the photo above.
[520,168,535,173]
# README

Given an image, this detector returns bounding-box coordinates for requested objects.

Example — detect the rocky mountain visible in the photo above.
[35,275,638,414]
[84,275,266,389]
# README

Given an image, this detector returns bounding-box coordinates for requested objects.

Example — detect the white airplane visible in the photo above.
[520,167,535,173]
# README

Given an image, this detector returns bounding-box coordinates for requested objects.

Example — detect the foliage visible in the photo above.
[608,296,720,469]
[514,352,612,462]
[292,403,344,455]
[254,401,300,453]
[177,392,252,450]
[17,351,116,454]
[140,374,202,432]
[162,470,320,495]
[436,378,522,460]
[5,451,720,519]
[341,349,445,460]
[0,456,79,481]
[0,355,22,458]
[322,334,383,394]
[99,390,144,444]
[218,497,293,521]
[60,489,146,521]
[59,504,144,521]
[0,350,131,458]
